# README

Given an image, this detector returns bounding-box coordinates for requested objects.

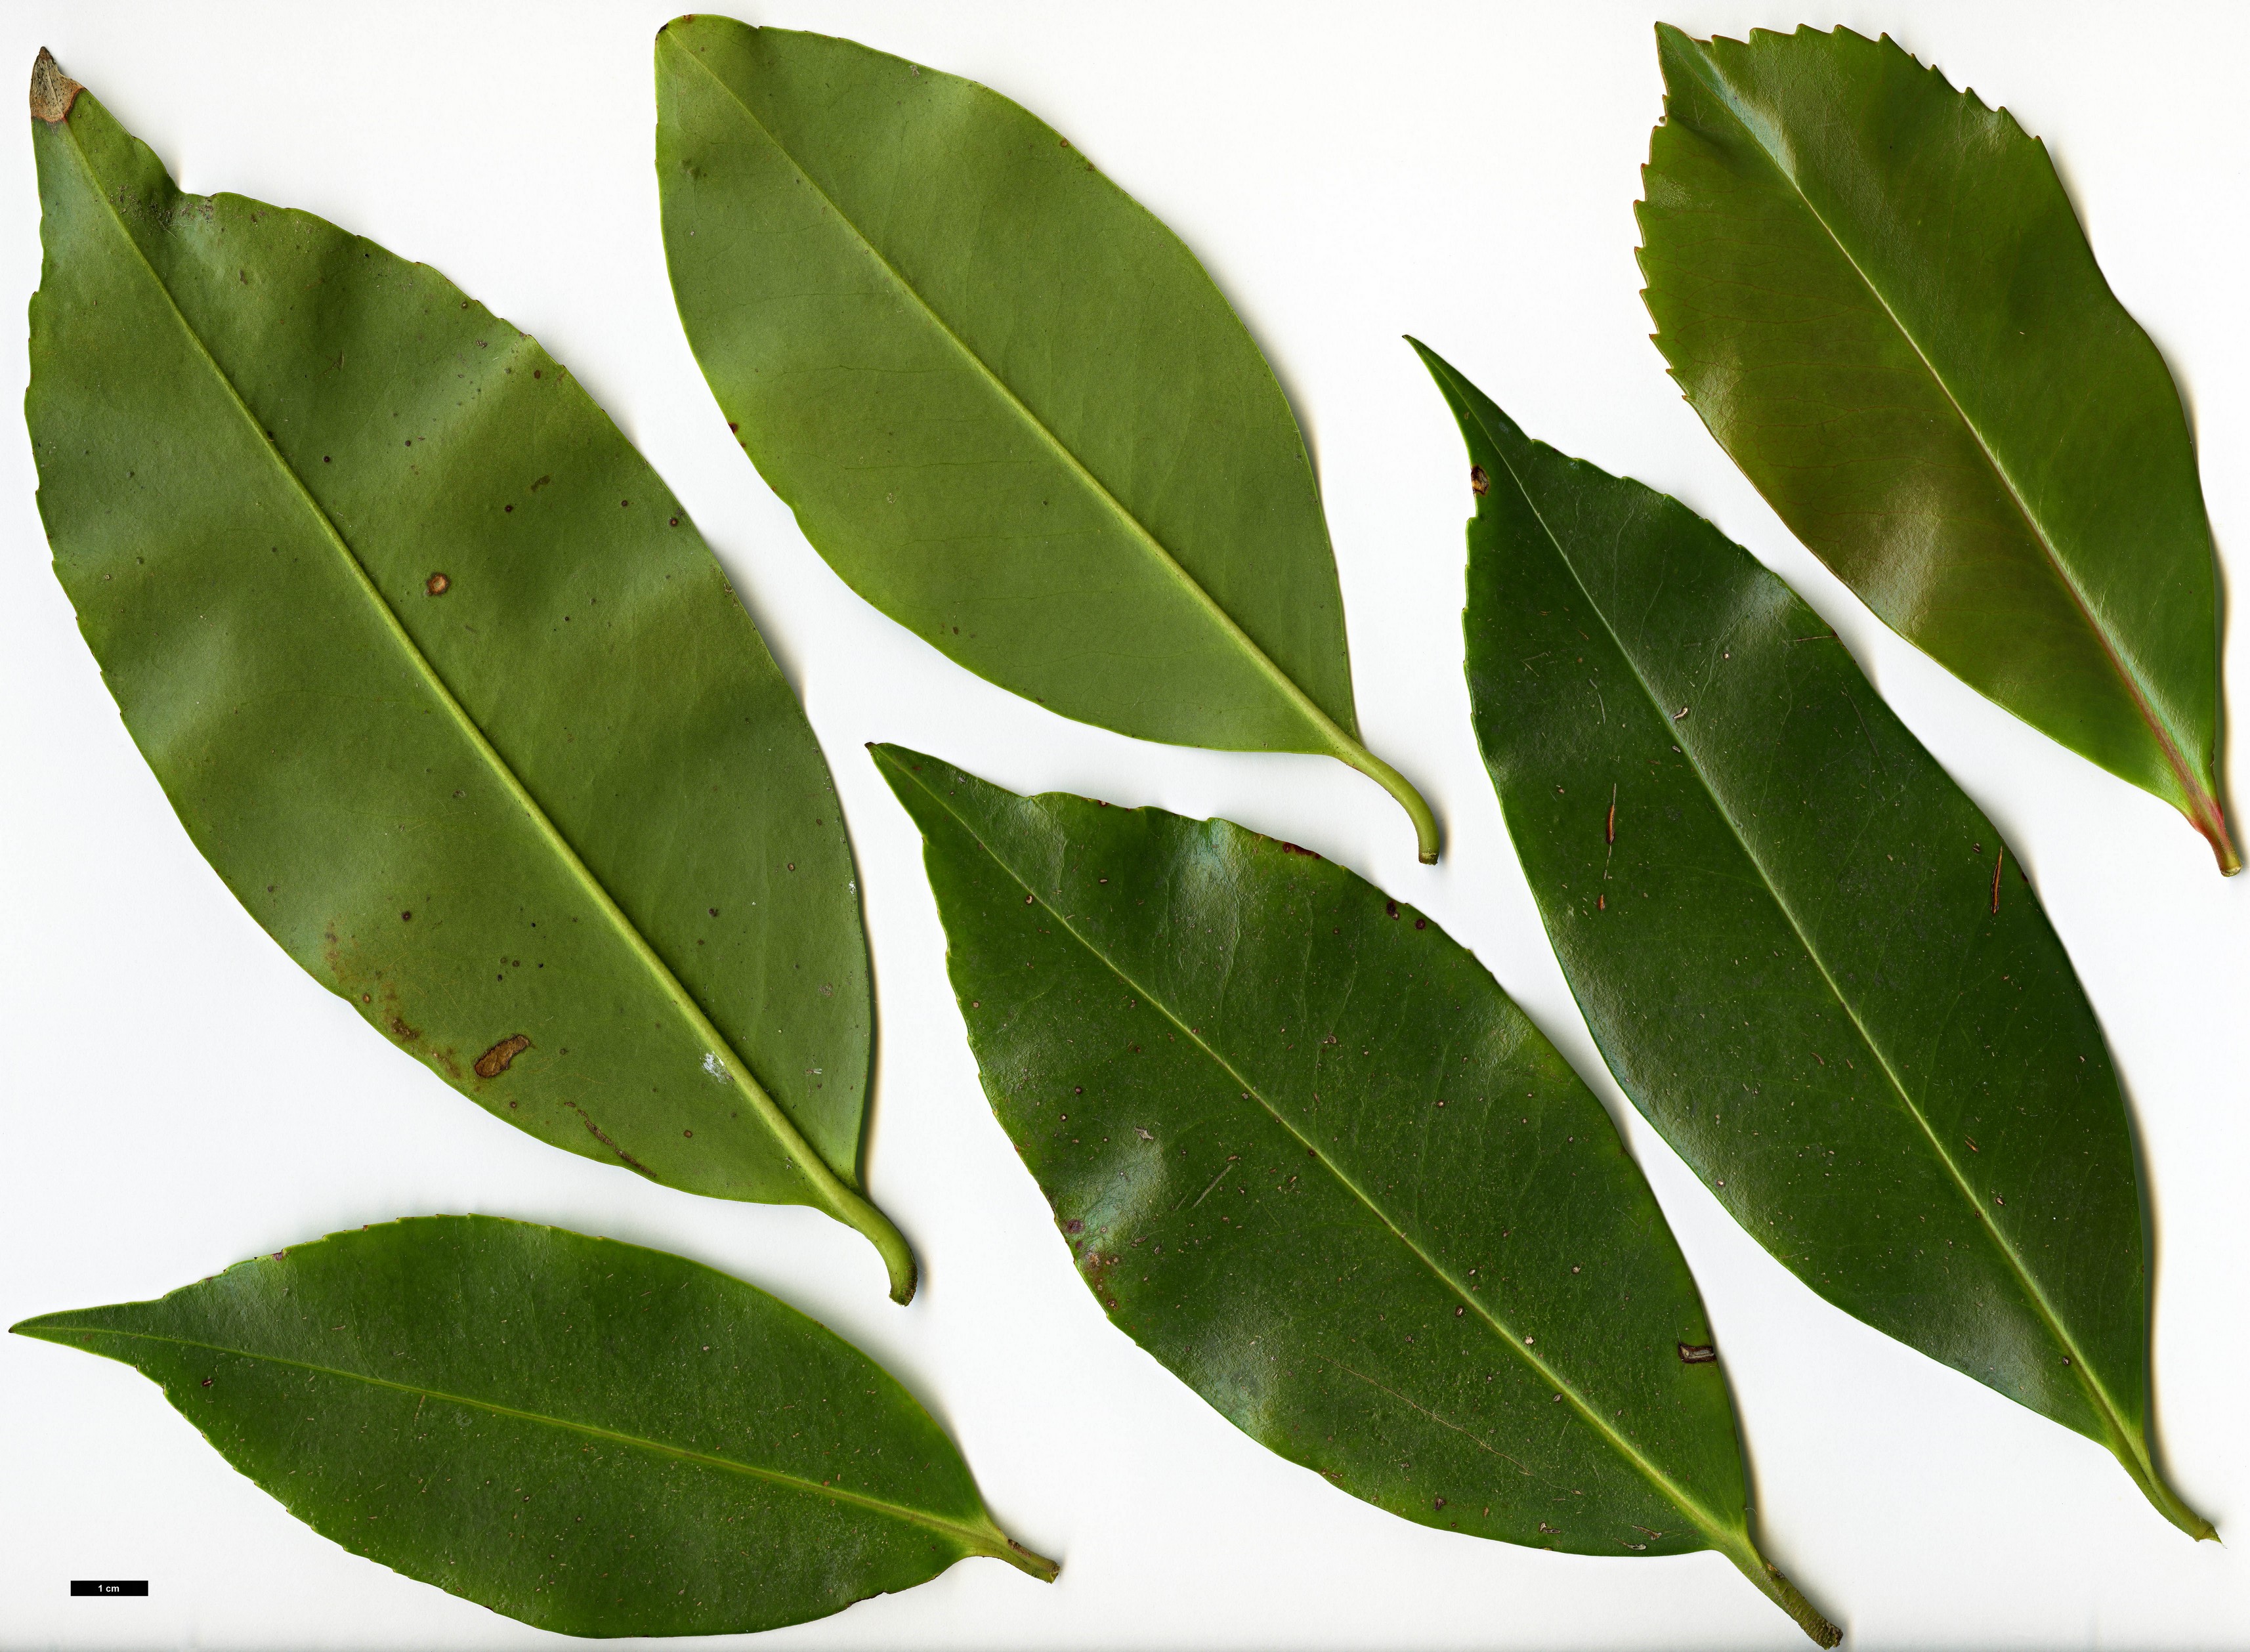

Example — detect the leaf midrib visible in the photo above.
[1661,37,2214,824]
[55,113,851,1212]
[41,1322,1004,1559]
[885,756,1744,1554]
[1456,375,2140,1463]
[666,33,1360,756]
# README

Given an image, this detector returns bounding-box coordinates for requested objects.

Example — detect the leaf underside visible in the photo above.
[12,1218,1049,1636]
[27,75,910,1292]
[656,19,1437,858]
[874,746,1838,1644]
[1638,24,2232,871]
[1420,341,2205,1540]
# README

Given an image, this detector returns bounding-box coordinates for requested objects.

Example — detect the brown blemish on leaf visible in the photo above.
[569,1104,645,1173]
[425,572,450,595]
[1277,841,1323,859]
[1082,1248,1119,1303]
[1470,464,1489,496]
[475,1034,532,1078]
[387,1013,421,1043]
[30,49,81,125]
[1677,1342,1717,1365]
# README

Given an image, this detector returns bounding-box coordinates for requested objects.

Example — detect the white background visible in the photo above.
[3,2,2246,1647]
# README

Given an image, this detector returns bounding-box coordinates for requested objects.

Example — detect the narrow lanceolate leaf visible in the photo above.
[1638,24,2234,872]
[874,747,1838,1645]
[26,58,912,1300]
[1419,342,2207,1540]
[12,1218,1053,1636]
[657,18,1438,862]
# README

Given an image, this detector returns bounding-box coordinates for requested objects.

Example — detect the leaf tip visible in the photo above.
[30,47,80,125]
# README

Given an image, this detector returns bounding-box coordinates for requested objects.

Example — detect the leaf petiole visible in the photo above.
[1329,733,1440,864]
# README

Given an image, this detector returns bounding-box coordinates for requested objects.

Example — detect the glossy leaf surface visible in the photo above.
[1638,25,2233,870]
[12,1217,1052,1636]
[1421,342,2204,1538]
[26,62,911,1298]
[657,18,1436,860]
[873,746,1836,1643]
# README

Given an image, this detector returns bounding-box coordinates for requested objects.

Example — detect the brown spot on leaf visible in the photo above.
[1277,841,1322,858]
[425,572,450,595]
[30,49,81,124]
[1470,464,1488,496]
[1082,1249,1119,1296]
[388,1013,421,1042]
[475,1034,532,1078]
[1677,1342,1716,1365]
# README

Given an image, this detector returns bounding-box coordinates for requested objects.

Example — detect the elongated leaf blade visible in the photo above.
[12,1217,1052,1635]
[26,63,911,1298]
[657,18,1436,860]
[872,745,1837,1644]
[1420,342,2205,1538]
[1638,24,2234,871]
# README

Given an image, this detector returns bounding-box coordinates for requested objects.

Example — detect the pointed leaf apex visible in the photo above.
[30,48,80,125]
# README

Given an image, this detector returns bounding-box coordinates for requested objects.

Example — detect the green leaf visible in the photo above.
[1418,340,2207,1540]
[871,744,1839,1645]
[11,1216,1053,1636]
[1637,24,2234,872]
[656,18,1438,862]
[26,58,914,1300]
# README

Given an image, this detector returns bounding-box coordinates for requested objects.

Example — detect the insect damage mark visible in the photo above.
[30,49,81,125]
[567,1103,647,1174]
[1990,848,2005,915]
[475,1034,532,1078]
[1470,464,1489,496]
[387,1013,421,1043]
[1676,1342,1716,1365]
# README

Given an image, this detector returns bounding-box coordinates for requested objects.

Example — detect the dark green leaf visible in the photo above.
[26,58,912,1299]
[656,18,1437,862]
[11,1216,1053,1636]
[1637,24,2234,871]
[871,745,1838,1645]
[1418,341,2206,1539]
